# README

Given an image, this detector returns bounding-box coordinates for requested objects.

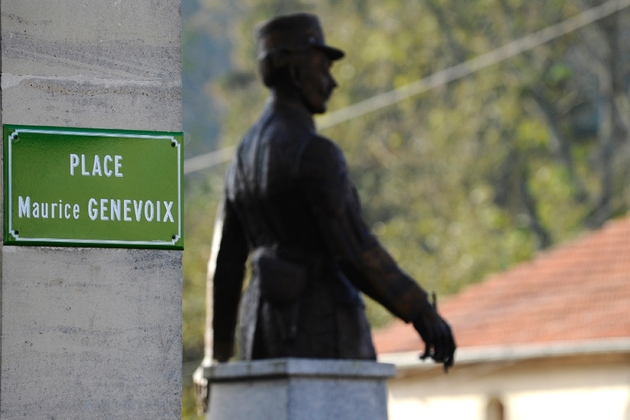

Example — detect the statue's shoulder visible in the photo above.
[300,133,347,169]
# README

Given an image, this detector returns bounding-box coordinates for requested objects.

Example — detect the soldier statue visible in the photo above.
[208,13,455,368]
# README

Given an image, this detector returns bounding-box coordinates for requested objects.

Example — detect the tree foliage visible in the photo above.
[181,0,630,417]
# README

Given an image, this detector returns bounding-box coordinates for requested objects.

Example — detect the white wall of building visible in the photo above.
[387,354,630,420]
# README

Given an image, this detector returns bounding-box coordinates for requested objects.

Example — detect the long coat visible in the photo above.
[211,94,430,362]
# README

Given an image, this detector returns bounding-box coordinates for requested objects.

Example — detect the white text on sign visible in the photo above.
[70,154,123,177]
[17,196,175,223]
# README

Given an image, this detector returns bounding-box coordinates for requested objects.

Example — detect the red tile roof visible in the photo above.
[373,216,630,355]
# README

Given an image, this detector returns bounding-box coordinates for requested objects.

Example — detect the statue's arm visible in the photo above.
[211,195,249,362]
[299,136,455,368]
[298,136,427,319]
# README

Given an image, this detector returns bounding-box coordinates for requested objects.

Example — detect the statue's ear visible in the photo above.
[260,49,301,88]
[288,64,302,88]
[269,49,292,69]
[260,49,289,87]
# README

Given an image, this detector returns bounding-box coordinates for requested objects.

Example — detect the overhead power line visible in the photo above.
[184,146,235,175]
[319,0,630,129]
[184,0,630,175]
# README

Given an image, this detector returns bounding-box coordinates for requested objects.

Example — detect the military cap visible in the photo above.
[256,13,345,61]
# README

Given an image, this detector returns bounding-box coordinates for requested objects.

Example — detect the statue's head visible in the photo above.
[256,13,344,114]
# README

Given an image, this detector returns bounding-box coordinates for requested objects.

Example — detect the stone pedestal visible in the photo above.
[205,358,396,420]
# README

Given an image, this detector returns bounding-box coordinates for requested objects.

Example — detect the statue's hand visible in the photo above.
[412,303,456,371]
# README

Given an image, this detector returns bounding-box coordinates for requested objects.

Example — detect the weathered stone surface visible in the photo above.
[0,0,182,418]
[1,1,181,131]
[206,359,395,420]
[1,247,182,419]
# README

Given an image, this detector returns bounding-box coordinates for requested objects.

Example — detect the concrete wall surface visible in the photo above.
[2,247,181,419]
[0,1,182,418]
[1,0,181,131]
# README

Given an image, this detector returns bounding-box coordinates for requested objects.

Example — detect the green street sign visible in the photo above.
[4,125,183,249]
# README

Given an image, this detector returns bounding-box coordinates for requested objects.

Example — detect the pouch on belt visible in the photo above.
[252,247,308,340]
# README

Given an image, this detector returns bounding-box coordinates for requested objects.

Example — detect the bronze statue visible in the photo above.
[209,13,455,368]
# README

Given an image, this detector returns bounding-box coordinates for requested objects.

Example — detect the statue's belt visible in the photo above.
[252,248,309,304]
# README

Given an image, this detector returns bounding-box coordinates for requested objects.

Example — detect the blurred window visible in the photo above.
[487,397,505,420]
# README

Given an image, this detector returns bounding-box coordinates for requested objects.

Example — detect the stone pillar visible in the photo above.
[205,359,396,420]
[0,1,182,419]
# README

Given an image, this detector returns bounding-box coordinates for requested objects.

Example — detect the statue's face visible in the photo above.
[296,49,337,114]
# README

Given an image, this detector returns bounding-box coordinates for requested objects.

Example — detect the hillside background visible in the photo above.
[180,0,630,417]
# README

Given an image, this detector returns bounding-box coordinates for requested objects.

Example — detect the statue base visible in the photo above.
[204,358,395,420]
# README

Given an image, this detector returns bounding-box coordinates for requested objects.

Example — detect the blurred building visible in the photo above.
[374,216,630,420]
